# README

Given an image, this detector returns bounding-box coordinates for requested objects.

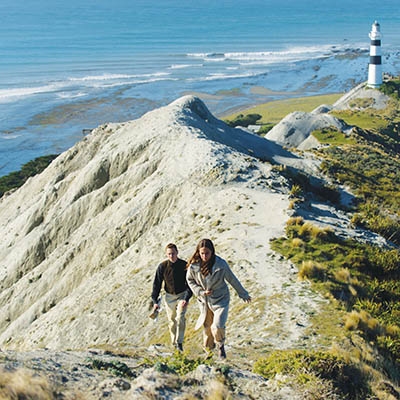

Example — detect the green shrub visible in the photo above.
[88,358,136,378]
[380,79,400,100]
[0,154,58,197]
[224,113,262,127]
[257,123,275,134]
[146,352,211,376]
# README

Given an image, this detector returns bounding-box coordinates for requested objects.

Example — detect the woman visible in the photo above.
[186,238,251,359]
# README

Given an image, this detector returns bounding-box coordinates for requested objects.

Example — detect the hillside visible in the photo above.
[0,92,399,399]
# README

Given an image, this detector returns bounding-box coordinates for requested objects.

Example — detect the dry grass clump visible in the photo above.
[286,216,304,226]
[291,237,304,248]
[299,222,333,240]
[334,268,351,283]
[298,260,326,280]
[205,380,230,400]
[284,217,334,243]
[289,184,303,198]
[344,310,383,337]
[0,368,54,400]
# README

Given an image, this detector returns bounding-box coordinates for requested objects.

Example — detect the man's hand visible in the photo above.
[181,300,188,308]
[243,296,252,303]
[149,302,160,319]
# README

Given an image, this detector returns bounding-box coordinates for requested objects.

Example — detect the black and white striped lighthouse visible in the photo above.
[367,21,382,88]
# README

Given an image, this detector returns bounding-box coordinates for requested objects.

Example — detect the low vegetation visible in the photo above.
[146,351,213,376]
[379,77,400,100]
[88,358,136,378]
[311,127,357,145]
[254,349,370,399]
[0,154,58,198]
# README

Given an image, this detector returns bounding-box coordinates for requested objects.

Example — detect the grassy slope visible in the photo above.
[224,93,343,124]
[256,87,400,398]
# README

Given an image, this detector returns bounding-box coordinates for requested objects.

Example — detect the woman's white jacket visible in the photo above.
[187,255,250,329]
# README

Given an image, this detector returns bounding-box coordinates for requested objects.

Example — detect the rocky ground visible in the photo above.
[1,344,310,399]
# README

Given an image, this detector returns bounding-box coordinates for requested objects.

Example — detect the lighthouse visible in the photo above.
[367,21,382,88]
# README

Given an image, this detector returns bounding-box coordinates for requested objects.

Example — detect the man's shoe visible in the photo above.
[176,343,183,352]
[218,344,226,359]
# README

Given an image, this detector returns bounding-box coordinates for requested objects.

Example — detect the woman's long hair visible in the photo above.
[187,238,216,277]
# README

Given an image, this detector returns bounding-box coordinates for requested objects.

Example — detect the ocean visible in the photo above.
[1,0,399,176]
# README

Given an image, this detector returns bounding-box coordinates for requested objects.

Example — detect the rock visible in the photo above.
[265,110,351,150]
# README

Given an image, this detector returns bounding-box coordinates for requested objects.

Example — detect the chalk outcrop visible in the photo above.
[265,107,352,150]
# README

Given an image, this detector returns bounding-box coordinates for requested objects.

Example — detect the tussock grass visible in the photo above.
[286,216,304,226]
[334,268,351,283]
[344,310,383,337]
[298,260,326,280]
[291,237,304,248]
[289,184,303,198]
[298,221,333,241]
[205,381,230,400]
[0,368,55,400]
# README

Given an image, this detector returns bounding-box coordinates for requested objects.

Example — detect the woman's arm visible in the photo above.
[223,260,251,301]
[186,265,206,297]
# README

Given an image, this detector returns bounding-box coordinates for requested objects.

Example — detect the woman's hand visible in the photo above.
[204,290,212,296]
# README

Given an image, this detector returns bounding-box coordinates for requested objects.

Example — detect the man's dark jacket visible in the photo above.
[151,258,192,304]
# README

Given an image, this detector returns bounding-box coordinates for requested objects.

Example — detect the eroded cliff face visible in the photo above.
[0,95,325,352]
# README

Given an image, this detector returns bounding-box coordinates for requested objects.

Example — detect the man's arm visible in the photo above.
[151,264,164,306]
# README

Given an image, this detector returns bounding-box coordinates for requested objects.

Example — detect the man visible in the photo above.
[150,243,192,351]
